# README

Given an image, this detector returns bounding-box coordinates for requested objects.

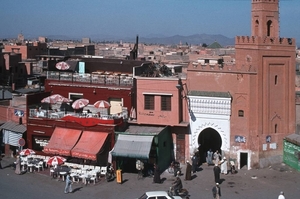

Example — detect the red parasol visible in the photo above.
[72,98,89,109]
[55,61,70,70]
[41,94,72,104]
[19,148,35,156]
[93,100,111,109]
[47,156,66,166]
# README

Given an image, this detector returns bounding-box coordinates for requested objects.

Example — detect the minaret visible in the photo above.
[251,0,279,37]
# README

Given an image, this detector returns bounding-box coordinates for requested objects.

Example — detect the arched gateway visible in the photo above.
[188,91,231,163]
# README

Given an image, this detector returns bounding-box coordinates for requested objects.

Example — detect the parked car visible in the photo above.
[137,191,182,199]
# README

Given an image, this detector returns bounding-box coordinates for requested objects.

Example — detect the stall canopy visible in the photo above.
[1,121,26,147]
[43,127,82,156]
[71,131,108,161]
[111,134,154,159]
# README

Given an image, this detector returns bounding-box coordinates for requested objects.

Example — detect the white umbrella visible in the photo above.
[41,94,72,104]
[72,98,89,109]
[55,61,70,70]
[19,148,35,156]
[94,100,111,109]
[47,156,66,166]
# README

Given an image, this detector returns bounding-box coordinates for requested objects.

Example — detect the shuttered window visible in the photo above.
[144,95,154,110]
[161,95,171,111]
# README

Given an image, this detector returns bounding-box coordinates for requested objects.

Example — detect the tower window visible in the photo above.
[267,20,272,36]
[238,110,244,117]
[275,124,277,133]
[275,75,278,85]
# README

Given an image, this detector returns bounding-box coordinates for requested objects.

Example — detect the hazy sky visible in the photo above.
[0,0,299,41]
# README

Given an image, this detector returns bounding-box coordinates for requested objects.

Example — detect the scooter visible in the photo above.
[105,167,115,182]
[168,186,189,197]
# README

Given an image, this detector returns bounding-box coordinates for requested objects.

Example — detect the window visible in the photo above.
[275,75,278,85]
[238,110,244,117]
[144,95,154,110]
[161,95,171,111]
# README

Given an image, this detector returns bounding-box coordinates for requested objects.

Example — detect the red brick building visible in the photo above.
[186,0,295,168]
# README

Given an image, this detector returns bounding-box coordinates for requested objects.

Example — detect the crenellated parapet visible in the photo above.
[235,36,295,46]
[189,62,256,73]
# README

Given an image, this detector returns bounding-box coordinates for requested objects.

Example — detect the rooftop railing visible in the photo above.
[47,71,133,86]
[29,107,128,121]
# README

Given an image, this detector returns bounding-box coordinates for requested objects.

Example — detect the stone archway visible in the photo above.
[197,127,222,164]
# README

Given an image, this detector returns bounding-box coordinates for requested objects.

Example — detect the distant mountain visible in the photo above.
[95,34,235,46]
[0,33,235,46]
[138,34,235,46]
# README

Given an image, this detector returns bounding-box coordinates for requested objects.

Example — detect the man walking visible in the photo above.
[213,150,221,165]
[191,154,198,173]
[213,164,221,183]
[206,149,213,165]
[212,183,221,199]
[64,173,73,194]
[185,160,192,180]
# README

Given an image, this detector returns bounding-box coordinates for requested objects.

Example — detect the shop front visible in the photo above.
[1,121,27,156]
[111,125,173,174]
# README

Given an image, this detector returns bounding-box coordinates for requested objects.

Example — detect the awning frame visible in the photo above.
[111,134,154,159]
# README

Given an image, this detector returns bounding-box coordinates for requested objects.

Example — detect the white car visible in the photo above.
[137,191,182,199]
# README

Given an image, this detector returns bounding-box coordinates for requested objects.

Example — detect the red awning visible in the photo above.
[71,131,108,161]
[43,127,82,156]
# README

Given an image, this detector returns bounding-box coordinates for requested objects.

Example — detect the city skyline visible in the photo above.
[0,0,299,42]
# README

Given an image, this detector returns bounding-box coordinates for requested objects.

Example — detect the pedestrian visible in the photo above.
[220,157,228,175]
[185,160,192,180]
[213,164,221,183]
[213,150,221,165]
[64,172,73,194]
[212,183,221,199]
[0,154,2,169]
[172,173,183,196]
[191,154,198,173]
[206,149,213,165]
[278,191,285,199]
[15,156,21,175]
[153,163,161,183]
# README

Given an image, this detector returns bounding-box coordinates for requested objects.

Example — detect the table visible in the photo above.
[27,164,34,173]
[79,174,91,185]
[70,173,79,183]
[59,171,67,181]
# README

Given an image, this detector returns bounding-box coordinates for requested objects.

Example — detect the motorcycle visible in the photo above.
[168,161,182,177]
[168,186,189,197]
[105,166,115,182]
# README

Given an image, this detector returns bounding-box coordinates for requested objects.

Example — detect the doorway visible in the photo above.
[240,152,248,169]
[197,128,222,165]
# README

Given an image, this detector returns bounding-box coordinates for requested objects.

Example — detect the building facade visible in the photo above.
[186,0,295,169]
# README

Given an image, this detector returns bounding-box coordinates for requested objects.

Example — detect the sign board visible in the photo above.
[234,135,246,143]
[14,110,24,117]
[19,138,25,147]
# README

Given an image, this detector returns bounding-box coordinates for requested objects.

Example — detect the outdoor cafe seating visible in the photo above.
[20,154,105,185]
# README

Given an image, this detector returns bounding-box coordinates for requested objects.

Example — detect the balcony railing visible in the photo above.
[47,71,133,86]
[29,107,128,121]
